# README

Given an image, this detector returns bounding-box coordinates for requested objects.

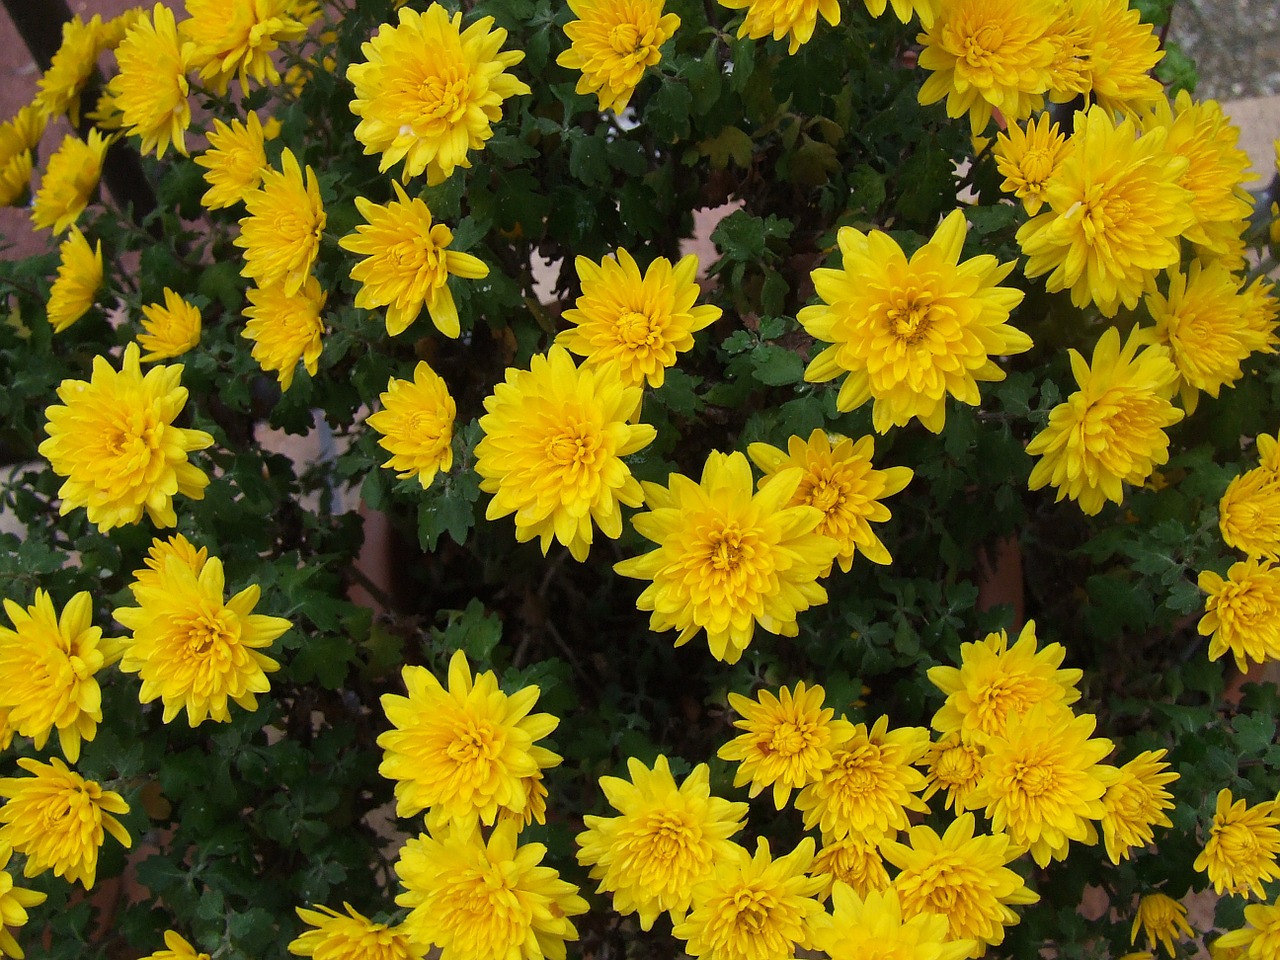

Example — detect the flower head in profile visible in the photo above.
[810,833,890,901]
[129,534,209,599]
[1215,897,1280,960]
[367,361,456,490]
[556,248,720,388]
[181,0,309,94]
[0,756,131,889]
[1101,750,1179,864]
[33,15,105,124]
[1218,468,1280,560]
[194,112,271,210]
[242,277,327,391]
[236,149,325,296]
[808,885,973,960]
[0,106,45,208]
[614,451,838,664]
[863,0,940,28]
[1131,893,1193,958]
[1194,789,1280,897]
[39,343,214,531]
[1051,0,1164,114]
[1199,558,1280,671]
[0,844,47,960]
[339,182,489,338]
[347,5,530,184]
[717,0,838,54]
[476,347,656,562]
[289,903,424,960]
[799,210,1031,434]
[995,113,1071,216]
[921,732,984,811]
[113,555,290,726]
[31,130,108,234]
[576,755,748,930]
[557,0,679,112]
[138,288,202,362]
[140,931,210,960]
[109,4,194,159]
[46,227,103,334]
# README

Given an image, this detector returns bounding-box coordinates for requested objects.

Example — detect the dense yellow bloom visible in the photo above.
[799,209,1031,434]
[1199,558,1280,674]
[139,931,210,960]
[1195,789,1280,897]
[138,288,202,362]
[377,649,561,826]
[0,756,131,890]
[31,130,108,234]
[0,589,120,764]
[928,620,1081,742]
[748,430,912,573]
[46,227,103,334]
[1219,467,1280,559]
[1026,327,1184,516]
[396,820,587,960]
[718,680,855,808]
[33,15,105,124]
[557,0,679,111]
[114,555,290,726]
[673,838,825,960]
[236,149,325,296]
[194,112,271,210]
[0,106,45,208]
[182,0,308,94]
[1051,0,1164,114]
[1101,750,1179,864]
[717,0,837,55]
[39,343,213,531]
[556,248,720,388]
[1215,897,1280,960]
[289,903,424,960]
[920,732,984,811]
[367,361,456,490]
[340,182,489,338]
[809,833,890,900]
[109,4,193,160]
[129,534,208,599]
[1131,893,1193,958]
[1017,106,1194,316]
[994,113,1071,215]
[476,346,655,562]
[0,844,47,960]
[347,5,530,184]
[242,278,327,391]
[615,450,838,663]
[808,885,973,960]
[576,755,748,930]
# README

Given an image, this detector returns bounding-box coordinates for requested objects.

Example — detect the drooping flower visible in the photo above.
[614,451,838,663]
[556,248,720,388]
[1218,468,1280,560]
[346,5,530,184]
[0,106,45,208]
[475,346,656,562]
[366,361,456,490]
[109,4,194,159]
[137,288,202,362]
[0,756,131,890]
[181,0,309,94]
[716,0,837,54]
[33,15,105,124]
[1199,558,1280,671]
[807,885,973,960]
[31,130,108,234]
[194,112,271,210]
[1214,897,1280,960]
[339,182,489,338]
[798,209,1031,434]
[557,0,680,112]
[289,903,425,960]
[1100,750,1179,864]
[809,833,890,901]
[39,343,214,531]
[242,277,327,391]
[139,931,210,960]
[0,844,47,960]
[920,732,984,811]
[235,148,325,296]
[994,112,1072,215]
[1049,0,1164,115]
[129,534,209,599]
[46,227,103,334]
[576,755,748,930]
[1131,893,1194,958]
[1195,789,1280,897]
[863,0,941,28]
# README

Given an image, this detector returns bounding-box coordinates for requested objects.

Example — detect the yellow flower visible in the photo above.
[576,755,748,930]
[718,0,841,53]
[1215,897,1280,960]
[0,589,121,764]
[33,15,105,124]
[1101,750,1179,864]
[396,820,587,960]
[339,182,489,338]
[113,555,290,726]
[863,0,941,28]
[140,931,210,960]
[109,4,193,160]
[0,756,131,890]
[366,361,456,490]
[557,0,680,112]
[808,885,973,960]
[799,209,1031,434]
[614,450,838,663]
[236,149,325,296]
[476,346,655,562]
[747,430,912,573]
[101,8,148,49]
[138,288,202,362]
[194,112,271,210]
[0,106,45,208]
[718,680,855,809]
[346,5,530,184]
[1051,0,1164,114]
[0,844,47,960]
[129,534,209,599]
[46,227,103,334]
[673,838,825,960]
[1016,106,1194,316]
[181,0,308,94]
[242,278,327,391]
[920,732,984,811]
[31,130,108,234]
[927,620,1082,743]
[377,649,561,826]
[882,813,1038,955]
[1199,558,1280,674]
[1026,327,1184,516]
[38,343,214,531]
[994,112,1071,216]
[556,248,720,388]
[794,715,930,841]
[1131,893,1193,958]
[809,833,890,901]
[1219,469,1280,560]
[289,903,424,960]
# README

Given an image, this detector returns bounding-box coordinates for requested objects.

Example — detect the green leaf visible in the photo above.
[1234,712,1277,756]
[698,126,754,170]
[750,345,804,386]
[568,132,609,187]
[646,81,692,142]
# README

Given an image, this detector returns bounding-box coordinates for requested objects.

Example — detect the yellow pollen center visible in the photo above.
[609,22,642,54]
[1021,148,1053,184]
[962,24,1004,67]
[546,426,600,467]
[643,811,696,860]
[1013,760,1056,798]
[768,720,816,756]
[420,74,469,122]
[1219,822,1262,861]
[730,890,771,932]
[809,478,844,514]
[616,310,657,348]
[709,529,743,571]
[446,720,502,765]
[184,611,234,655]
[886,295,933,342]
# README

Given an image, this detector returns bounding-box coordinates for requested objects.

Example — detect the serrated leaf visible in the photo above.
[750,345,804,386]
[1234,712,1276,756]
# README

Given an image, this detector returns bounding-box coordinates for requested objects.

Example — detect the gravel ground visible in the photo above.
[1169,0,1280,99]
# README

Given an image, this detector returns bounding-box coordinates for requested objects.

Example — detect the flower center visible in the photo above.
[642,810,697,861]
[962,24,1004,68]
[936,744,979,785]
[768,720,817,756]
[446,719,503,765]
[973,675,1033,731]
[406,410,445,445]
[609,22,642,54]
[616,310,657,348]
[709,528,743,571]
[885,294,933,342]
[1013,759,1056,798]
[1020,147,1053,184]
[545,425,601,469]
[808,477,844,515]
[420,73,469,122]
[1218,822,1263,861]
[729,889,772,933]
[183,610,235,655]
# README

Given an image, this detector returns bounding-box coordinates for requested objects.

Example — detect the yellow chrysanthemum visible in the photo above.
[194,112,271,210]
[882,813,1038,955]
[242,278,327,391]
[747,430,912,573]
[673,838,825,960]
[138,288,202,362]
[181,0,308,94]
[366,360,456,490]
[39,343,214,531]
[576,755,748,930]
[109,4,193,160]
[1199,558,1280,674]
[717,0,838,53]
[31,130,108,235]
[235,149,325,296]
[346,5,530,184]
[557,0,679,112]
[1052,0,1164,114]
[139,930,210,960]
[794,715,930,840]
[289,903,424,960]
[809,833,890,901]
[921,732,984,811]
[1215,897,1280,960]
[101,8,148,48]
[46,227,103,334]
[994,113,1072,216]
[1219,468,1280,560]
[863,0,941,28]
[927,620,1082,743]
[1016,106,1194,316]
[339,182,489,338]
[377,649,561,826]
[33,15,105,124]
[1131,893,1193,958]
[396,820,587,960]
[808,885,973,960]
[1025,327,1184,516]
[129,534,209,599]
[475,346,655,562]
[556,248,720,388]
[113,555,291,726]
[0,844,47,960]
[0,756,131,890]
[799,209,1031,434]
[718,680,856,809]
[614,450,838,663]
[0,106,45,208]
[1100,750,1179,864]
